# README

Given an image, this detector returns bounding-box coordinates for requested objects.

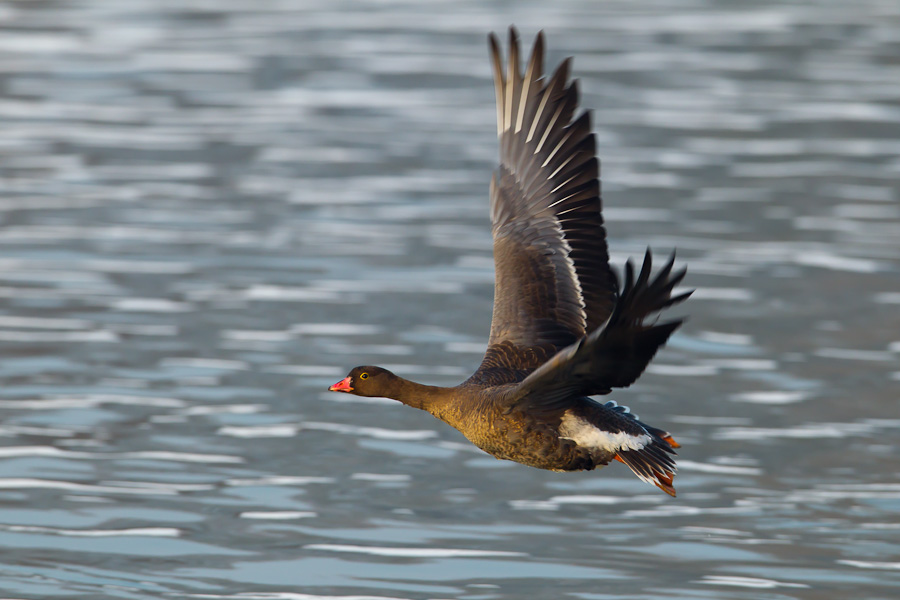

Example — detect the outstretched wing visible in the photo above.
[473,28,617,382]
[507,250,691,408]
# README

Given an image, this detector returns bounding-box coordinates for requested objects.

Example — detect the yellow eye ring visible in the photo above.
[359,372,369,380]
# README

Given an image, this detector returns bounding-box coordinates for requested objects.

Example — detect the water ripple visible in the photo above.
[304,544,526,558]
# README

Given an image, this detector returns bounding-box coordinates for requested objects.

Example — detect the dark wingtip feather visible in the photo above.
[659,251,676,279]
[555,57,573,88]
[488,33,505,136]
[623,258,636,295]
[526,30,545,85]
[636,248,653,290]
[669,266,688,288]
[533,30,545,57]
[488,32,502,66]
[668,289,693,306]
[617,249,690,317]
[507,27,520,77]
[568,78,580,104]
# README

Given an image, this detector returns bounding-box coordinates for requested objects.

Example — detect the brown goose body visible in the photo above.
[329,28,690,496]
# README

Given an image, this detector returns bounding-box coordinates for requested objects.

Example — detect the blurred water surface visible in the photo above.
[1,0,899,598]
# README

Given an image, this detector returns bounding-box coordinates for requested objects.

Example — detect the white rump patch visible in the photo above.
[559,411,650,452]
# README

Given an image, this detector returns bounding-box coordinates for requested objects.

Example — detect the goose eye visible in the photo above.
[359,372,369,380]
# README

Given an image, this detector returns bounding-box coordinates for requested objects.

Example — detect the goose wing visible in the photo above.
[508,251,691,409]
[473,28,618,383]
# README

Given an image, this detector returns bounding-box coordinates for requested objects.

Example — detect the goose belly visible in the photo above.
[461,413,606,472]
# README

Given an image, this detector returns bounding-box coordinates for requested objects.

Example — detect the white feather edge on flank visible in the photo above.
[559,411,650,452]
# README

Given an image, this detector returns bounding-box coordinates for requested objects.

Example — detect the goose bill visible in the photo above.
[328,376,354,392]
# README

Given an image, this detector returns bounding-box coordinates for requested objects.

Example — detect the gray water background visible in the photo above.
[1,0,899,598]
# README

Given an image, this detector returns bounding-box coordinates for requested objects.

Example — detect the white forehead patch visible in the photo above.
[559,411,650,452]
